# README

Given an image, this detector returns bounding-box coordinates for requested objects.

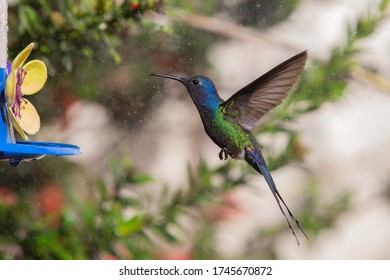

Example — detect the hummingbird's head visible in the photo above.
[151,73,222,110]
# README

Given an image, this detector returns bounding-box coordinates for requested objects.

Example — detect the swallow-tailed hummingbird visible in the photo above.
[152,50,308,244]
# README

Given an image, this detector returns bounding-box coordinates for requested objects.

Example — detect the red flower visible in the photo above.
[130,2,139,11]
[158,252,191,260]
[35,182,65,227]
[99,252,119,260]
[206,190,244,222]
[0,187,18,206]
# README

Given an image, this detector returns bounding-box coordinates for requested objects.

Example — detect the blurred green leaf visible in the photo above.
[152,224,179,243]
[117,215,144,236]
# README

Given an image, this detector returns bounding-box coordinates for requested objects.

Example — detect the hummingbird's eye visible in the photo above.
[192,79,199,85]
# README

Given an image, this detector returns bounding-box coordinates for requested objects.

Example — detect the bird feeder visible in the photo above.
[0,0,80,167]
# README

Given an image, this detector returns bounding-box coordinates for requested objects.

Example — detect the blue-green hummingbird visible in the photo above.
[152,50,308,244]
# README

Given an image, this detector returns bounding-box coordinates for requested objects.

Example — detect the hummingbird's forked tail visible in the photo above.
[244,147,308,245]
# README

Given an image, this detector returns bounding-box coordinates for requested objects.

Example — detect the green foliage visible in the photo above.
[166,0,217,15]
[10,0,160,72]
[300,182,352,236]
[265,131,306,171]
[0,153,352,259]
[1,0,388,260]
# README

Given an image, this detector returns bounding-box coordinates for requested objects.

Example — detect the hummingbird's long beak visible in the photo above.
[150,73,184,83]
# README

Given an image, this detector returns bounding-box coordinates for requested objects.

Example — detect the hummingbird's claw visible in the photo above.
[219,147,229,160]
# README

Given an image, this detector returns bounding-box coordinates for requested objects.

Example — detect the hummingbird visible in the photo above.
[151,50,308,244]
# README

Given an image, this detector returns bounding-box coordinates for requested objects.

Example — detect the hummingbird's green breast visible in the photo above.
[206,107,256,159]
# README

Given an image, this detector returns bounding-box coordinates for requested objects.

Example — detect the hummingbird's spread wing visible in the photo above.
[220,50,308,131]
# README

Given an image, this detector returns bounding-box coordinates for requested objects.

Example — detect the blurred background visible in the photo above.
[1,0,390,259]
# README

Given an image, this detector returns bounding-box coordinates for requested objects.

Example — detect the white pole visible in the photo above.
[0,0,7,69]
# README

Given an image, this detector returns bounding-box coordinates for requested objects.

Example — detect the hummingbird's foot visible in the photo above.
[219,148,229,160]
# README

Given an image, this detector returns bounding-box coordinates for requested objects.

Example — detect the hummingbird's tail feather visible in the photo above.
[244,147,308,245]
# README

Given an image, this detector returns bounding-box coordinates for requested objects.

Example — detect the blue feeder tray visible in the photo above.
[0,68,80,167]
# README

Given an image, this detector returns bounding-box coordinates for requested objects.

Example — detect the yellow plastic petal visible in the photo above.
[7,107,28,140]
[5,70,16,106]
[16,98,40,135]
[11,43,34,70]
[21,60,48,95]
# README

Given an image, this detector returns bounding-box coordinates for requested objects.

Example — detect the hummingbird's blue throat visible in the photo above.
[199,77,221,111]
